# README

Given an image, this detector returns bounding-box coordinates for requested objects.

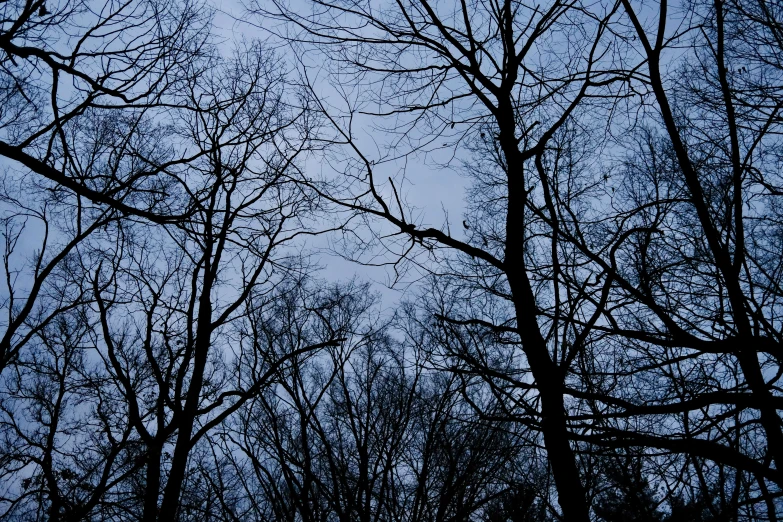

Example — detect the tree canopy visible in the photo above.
[0,0,782,520]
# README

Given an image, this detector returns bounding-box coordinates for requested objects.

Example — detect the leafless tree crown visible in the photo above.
[1,0,782,520]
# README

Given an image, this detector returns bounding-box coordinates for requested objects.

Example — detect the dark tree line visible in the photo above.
[1,0,782,519]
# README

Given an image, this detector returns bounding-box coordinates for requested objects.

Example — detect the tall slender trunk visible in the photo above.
[647,46,783,486]
[501,130,590,522]
[156,271,214,520]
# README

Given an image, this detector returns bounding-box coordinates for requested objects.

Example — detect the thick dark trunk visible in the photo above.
[141,444,162,522]
[500,131,590,521]
[506,266,591,522]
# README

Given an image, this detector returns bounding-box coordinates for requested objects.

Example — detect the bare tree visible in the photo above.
[256,0,636,519]
[0,0,213,221]
[3,0,783,518]
[0,39,349,521]
[256,0,783,519]
[218,297,552,522]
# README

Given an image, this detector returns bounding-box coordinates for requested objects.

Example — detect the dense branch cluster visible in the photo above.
[1,0,782,520]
